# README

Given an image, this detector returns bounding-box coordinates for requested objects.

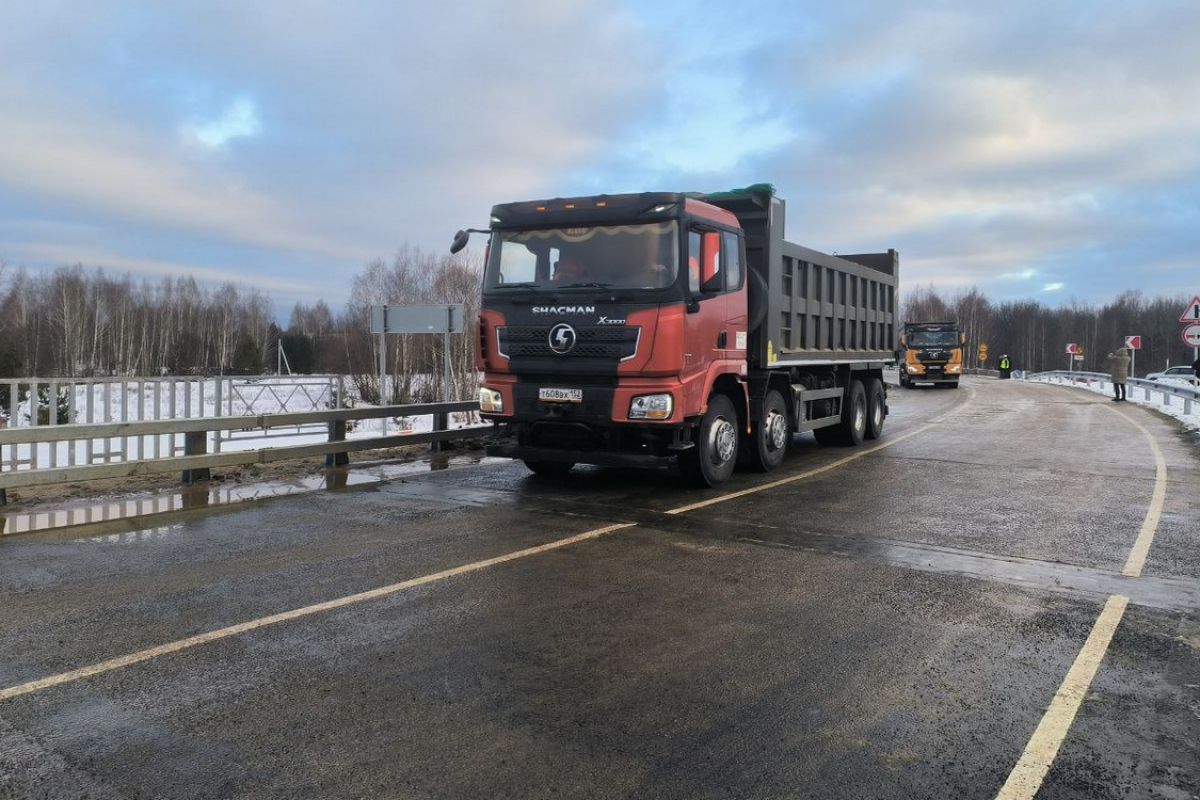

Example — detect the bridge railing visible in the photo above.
[1028,370,1198,414]
[0,400,483,505]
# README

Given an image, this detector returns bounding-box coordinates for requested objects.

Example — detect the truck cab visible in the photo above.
[897,322,965,388]
[472,193,745,479]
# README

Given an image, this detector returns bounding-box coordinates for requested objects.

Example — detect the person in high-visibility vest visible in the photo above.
[998,354,1012,379]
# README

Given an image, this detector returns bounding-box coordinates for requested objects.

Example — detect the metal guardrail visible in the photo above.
[1029,370,1198,413]
[0,400,482,504]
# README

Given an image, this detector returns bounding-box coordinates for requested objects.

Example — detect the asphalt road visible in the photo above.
[0,377,1197,799]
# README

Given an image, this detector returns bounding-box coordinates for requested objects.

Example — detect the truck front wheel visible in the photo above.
[744,389,789,472]
[681,394,739,487]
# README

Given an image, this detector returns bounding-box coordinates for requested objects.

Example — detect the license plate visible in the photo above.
[538,387,582,403]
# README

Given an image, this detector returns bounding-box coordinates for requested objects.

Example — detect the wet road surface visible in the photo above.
[0,378,1197,799]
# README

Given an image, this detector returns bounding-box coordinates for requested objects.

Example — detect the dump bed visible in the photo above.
[702,190,898,370]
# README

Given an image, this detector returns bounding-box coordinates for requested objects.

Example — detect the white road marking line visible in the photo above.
[1107,409,1168,577]
[0,383,974,700]
[0,522,636,702]
[994,594,1130,800]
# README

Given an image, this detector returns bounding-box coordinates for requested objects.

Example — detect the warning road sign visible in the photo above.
[1180,296,1200,323]
[1124,335,1141,350]
[1065,343,1079,354]
[1183,323,1200,348]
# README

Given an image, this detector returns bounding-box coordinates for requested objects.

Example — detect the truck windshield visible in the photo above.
[485,221,678,290]
[909,331,960,347]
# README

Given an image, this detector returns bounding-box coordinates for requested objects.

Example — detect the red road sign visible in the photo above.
[1181,296,1200,323]
[1183,324,1200,348]
[1065,343,1079,354]
[1124,335,1142,350]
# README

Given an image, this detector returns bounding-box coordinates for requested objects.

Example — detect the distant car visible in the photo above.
[1145,366,1199,386]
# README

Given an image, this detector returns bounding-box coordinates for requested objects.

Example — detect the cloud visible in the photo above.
[1042,282,1065,293]
[186,97,261,149]
[1,0,1198,311]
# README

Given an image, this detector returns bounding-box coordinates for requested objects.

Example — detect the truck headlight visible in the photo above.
[945,364,962,374]
[629,393,673,420]
[479,387,503,413]
[906,365,922,374]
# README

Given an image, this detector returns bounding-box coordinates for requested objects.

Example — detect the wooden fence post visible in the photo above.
[181,431,210,483]
[326,420,349,467]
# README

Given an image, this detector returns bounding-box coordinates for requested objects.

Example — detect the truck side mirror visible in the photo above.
[700,231,721,292]
[450,229,470,254]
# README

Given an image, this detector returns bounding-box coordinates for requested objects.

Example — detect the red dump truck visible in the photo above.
[451,185,899,486]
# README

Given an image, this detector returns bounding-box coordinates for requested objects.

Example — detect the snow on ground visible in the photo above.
[1,376,485,472]
[1029,375,1199,432]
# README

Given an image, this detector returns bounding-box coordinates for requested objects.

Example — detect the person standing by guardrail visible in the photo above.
[1193,355,1200,384]
[1105,346,1130,401]
[998,354,1012,379]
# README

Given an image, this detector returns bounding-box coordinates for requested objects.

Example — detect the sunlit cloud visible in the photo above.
[1042,282,1065,292]
[185,97,261,149]
[1000,269,1037,281]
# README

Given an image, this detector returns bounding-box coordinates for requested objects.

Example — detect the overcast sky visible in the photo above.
[2,0,1198,313]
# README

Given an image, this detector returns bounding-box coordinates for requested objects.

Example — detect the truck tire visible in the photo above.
[744,389,789,472]
[681,394,739,487]
[815,380,867,447]
[524,460,574,476]
[898,374,910,389]
[865,378,885,440]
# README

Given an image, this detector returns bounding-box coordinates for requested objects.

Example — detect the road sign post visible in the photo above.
[1183,298,1200,361]
[1183,322,1200,355]
[370,303,467,437]
[1065,343,1078,373]
[1125,335,1141,377]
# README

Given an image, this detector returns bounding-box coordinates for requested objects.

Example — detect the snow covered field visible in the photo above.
[1,376,483,472]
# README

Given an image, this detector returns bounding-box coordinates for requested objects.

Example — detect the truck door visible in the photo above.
[682,229,740,412]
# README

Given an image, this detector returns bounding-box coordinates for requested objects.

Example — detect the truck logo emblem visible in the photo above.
[548,323,577,354]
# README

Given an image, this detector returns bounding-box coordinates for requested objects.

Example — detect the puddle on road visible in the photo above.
[0,454,506,538]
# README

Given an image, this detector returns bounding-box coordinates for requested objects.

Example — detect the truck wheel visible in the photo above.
[524,460,574,476]
[818,380,867,447]
[745,389,789,472]
[681,394,739,487]
[865,378,886,440]
[898,374,909,389]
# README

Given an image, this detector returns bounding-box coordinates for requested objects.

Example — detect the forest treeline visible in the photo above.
[0,250,481,403]
[901,286,1195,375]
[0,256,1192,395]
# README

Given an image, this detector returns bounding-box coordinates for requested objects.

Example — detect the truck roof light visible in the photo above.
[595,200,607,207]
[564,203,576,209]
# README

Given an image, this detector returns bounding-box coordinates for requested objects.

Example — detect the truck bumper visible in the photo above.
[488,442,680,470]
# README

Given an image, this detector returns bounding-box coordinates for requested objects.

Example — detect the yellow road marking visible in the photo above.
[0,522,635,702]
[994,594,1130,800]
[1106,409,1168,577]
[0,382,974,701]
[665,387,973,515]
[996,386,1172,798]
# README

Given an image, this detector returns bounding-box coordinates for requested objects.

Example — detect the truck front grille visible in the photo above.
[498,326,640,360]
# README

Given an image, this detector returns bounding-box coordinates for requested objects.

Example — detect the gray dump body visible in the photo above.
[703,192,898,371]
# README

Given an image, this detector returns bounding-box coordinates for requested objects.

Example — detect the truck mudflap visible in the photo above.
[487,443,681,470]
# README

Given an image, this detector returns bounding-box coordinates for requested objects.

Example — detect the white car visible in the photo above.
[1145,365,1198,386]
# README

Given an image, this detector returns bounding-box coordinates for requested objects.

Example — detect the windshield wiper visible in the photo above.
[559,282,614,289]
[492,282,540,289]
